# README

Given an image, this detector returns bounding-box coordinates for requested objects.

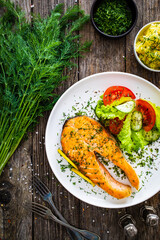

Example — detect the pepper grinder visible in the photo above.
[119,214,138,239]
[140,205,159,227]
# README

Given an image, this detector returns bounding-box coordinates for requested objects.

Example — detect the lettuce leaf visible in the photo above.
[117,113,136,153]
[95,98,160,154]
[117,115,149,152]
[131,130,149,150]
[95,100,127,120]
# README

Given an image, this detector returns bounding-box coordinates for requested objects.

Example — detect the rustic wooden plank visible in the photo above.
[32,1,81,239]
[126,0,160,88]
[126,1,160,239]
[0,207,3,239]
[0,138,33,240]
[78,1,126,240]
[0,0,159,240]
[79,0,126,80]
[126,195,160,240]
[11,0,32,21]
[0,1,32,240]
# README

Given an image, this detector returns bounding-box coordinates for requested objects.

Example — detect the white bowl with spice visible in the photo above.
[134,21,160,72]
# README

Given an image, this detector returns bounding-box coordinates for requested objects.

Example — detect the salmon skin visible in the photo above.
[61,116,139,199]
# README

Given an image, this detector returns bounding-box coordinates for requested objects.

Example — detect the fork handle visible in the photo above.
[50,214,100,240]
[48,198,84,240]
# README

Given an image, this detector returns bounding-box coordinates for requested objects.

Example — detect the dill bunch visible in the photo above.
[0,0,91,174]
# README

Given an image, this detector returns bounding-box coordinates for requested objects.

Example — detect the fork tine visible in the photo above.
[30,209,45,218]
[33,181,46,197]
[25,203,47,215]
[34,176,49,193]
[26,207,46,218]
[24,202,53,220]
[31,202,48,211]
[33,176,50,197]
[33,181,47,198]
[24,202,100,240]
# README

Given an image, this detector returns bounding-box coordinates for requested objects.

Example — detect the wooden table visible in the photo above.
[0,0,160,239]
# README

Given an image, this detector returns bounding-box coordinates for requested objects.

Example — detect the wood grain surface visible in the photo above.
[0,0,160,240]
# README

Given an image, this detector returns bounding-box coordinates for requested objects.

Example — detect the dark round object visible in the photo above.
[90,0,138,38]
[0,190,12,205]
[0,180,13,190]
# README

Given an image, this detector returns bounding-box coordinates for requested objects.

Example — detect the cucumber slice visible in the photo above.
[143,130,153,142]
[115,100,135,113]
[131,111,143,131]
[142,129,160,142]
[152,129,160,141]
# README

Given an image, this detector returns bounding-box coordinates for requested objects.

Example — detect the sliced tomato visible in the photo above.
[136,99,156,132]
[103,86,136,105]
[109,117,124,135]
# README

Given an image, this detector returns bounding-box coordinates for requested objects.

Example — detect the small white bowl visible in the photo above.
[134,21,160,72]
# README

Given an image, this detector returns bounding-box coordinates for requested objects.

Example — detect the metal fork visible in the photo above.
[25,202,101,240]
[33,176,83,240]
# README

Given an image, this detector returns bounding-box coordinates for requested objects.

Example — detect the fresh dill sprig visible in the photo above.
[0,0,91,174]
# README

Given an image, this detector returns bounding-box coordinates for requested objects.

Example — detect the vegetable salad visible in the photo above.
[95,86,160,153]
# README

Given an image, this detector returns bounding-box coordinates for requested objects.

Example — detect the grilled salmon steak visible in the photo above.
[61,116,139,199]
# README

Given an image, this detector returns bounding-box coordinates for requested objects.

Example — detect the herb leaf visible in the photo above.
[0,0,91,174]
[94,0,132,36]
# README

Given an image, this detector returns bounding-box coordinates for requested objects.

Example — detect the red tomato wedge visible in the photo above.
[103,86,136,105]
[109,117,124,135]
[136,99,156,132]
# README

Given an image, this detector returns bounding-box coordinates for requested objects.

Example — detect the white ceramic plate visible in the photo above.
[45,72,160,208]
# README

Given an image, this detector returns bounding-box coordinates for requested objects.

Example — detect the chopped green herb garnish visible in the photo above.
[60,164,71,172]
[94,0,132,36]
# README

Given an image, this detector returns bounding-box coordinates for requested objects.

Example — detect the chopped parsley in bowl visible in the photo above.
[90,0,138,38]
